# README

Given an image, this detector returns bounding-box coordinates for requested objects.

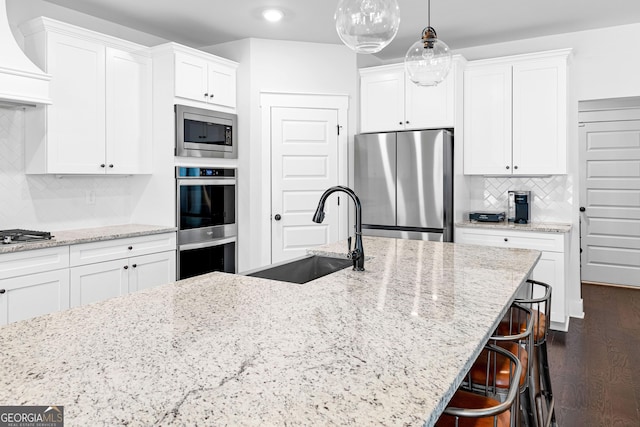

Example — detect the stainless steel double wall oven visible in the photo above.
[176,167,237,279]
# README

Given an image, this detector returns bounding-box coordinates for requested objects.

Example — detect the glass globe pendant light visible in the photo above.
[404,0,452,86]
[335,0,400,54]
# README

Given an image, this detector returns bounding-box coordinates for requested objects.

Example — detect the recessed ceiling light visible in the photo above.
[263,9,284,23]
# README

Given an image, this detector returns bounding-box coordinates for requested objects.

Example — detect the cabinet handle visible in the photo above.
[506,165,510,170]
[128,246,133,250]
[504,238,509,242]
[0,289,5,294]
[132,264,137,268]
[124,265,129,270]
[100,164,106,168]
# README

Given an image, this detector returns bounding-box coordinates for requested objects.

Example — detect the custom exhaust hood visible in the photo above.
[0,0,50,107]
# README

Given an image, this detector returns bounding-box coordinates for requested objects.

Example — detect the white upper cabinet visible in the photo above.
[463,49,570,175]
[174,51,236,108]
[359,56,463,133]
[20,18,152,175]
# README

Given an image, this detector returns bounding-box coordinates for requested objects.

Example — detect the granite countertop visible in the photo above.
[0,237,540,426]
[456,220,572,233]
[0,224,177,254]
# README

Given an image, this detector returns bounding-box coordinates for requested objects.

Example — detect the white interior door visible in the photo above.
[271,107,340,263]
[580,119,640,287]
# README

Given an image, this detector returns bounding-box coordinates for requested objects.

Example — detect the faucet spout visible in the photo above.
[312,186,365,271]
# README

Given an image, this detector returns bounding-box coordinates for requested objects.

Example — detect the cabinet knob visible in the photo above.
[580,207,586,212]
[399,121,403,125]
[274,214,282,221]
[132,264,137,268]
[128,246,133,250]
[506,165,510,170]
[514,165,518,170]
[0,289,5,294]
[209,94,214,98]
[405,121,409,124]
[108,164,114,168]
[100,164,106,168]
[504,238,509,242]
[124,265,129,270]
[204,93,209,97]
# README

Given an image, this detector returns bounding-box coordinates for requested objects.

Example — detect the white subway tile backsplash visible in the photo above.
[468,175,572,223]
[0,108,135,231]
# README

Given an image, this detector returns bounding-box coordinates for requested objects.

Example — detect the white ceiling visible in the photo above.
[43,0,640,60]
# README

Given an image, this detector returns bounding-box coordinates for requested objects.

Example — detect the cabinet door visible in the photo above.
[360,68,405,133]
[463,64,512,175]
[512,58,567,175]
[405,71,454,129]
[70,259,129,307]
[105,48,152,174]
[174,52,209,102]
[0,270,70,325]
[207,62,236,108]
[47,32,106,174]
[129,251,176,292]
[530,250,566,327]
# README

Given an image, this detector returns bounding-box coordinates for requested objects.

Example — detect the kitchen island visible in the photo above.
[0,237,539,426]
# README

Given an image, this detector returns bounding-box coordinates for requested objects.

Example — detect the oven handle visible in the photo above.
[177,178,236,186]
[179,236,237,251]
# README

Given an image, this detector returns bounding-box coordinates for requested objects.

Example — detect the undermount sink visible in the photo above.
[245,254,352,284]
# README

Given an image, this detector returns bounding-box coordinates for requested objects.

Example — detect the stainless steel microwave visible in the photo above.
[175,104,237,159]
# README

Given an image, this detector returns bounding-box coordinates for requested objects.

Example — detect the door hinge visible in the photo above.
[337,125,343,135]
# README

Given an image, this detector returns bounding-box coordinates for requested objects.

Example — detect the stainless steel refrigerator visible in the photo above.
[354,129,453,242]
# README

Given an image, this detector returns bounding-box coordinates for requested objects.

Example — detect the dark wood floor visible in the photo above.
[547,283,640,427]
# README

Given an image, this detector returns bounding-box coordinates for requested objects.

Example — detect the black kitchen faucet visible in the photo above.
[312,186,365,271]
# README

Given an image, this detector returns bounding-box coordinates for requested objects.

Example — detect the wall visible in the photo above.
[0,108,134,231]
[206,38,358,271]
[451,23,640,321]
[2,0,169,233]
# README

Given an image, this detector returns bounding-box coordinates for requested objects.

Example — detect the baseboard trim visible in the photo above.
[582,281,639,290]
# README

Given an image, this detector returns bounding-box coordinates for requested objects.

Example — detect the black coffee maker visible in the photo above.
[509,191,532,224]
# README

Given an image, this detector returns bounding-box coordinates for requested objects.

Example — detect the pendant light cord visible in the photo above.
[428,0,431,29]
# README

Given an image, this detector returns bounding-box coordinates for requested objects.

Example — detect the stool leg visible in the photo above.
[539,341,556,426]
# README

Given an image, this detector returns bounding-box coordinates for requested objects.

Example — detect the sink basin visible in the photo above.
[245,255,352,284]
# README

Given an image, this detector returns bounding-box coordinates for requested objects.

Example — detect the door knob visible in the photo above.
[274,214,281,221]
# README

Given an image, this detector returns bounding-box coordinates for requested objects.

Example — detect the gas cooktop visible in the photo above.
[0,229,53,244]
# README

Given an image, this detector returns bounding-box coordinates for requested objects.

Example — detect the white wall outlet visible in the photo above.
[85,190,96,205]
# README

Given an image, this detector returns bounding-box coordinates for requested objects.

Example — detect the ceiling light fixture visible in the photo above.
[334,0,400,54]
[404,0,452,86]
[263,9,284,22]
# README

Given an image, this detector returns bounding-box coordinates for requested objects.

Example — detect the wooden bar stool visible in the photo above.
[435,344,522,427]
[471,303,537,427]
[514,279,556,427]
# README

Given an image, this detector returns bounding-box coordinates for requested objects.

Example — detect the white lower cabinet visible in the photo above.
[70,259,129,307]
[0,247,70,325]
[0,233,176,324]
[70,233,176,307]
[455,227,569,331]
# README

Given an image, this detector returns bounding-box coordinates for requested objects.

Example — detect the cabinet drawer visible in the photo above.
[456,228,564,252]
[70,232,177,266]
[0,246,70,280]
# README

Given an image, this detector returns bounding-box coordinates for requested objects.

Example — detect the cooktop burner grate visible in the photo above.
[0,229,53,244]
